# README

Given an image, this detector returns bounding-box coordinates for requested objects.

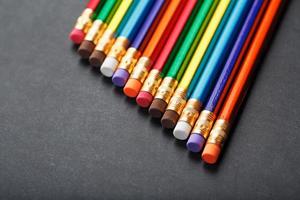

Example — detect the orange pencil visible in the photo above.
[123,0,186,98]
[202,0,283,164]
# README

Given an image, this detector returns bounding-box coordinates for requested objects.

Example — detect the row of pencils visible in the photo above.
[69,0,282,164]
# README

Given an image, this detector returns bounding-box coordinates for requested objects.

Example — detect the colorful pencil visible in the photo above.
[173,0,252,140]
[69,0,102,44]
[112,0,167,87]
[100,0,154,77]
[187,0,268,152]
[202,0,282,164]
[135,0,198,108]
[161,0,233,129]
[148,0,219,118]
[78,0,121,58]
[89,0,133,67]
[123,0,186,98]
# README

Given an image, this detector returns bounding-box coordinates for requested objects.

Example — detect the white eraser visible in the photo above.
[173,121,192,140]
[100,57,119,77]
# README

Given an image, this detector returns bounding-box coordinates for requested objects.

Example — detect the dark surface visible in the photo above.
[0,0,299,199]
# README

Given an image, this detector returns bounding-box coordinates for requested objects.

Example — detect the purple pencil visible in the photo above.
[112,0,167,87]
[187,0,267,153]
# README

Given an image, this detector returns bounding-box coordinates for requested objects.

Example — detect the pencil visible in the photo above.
[111,0,167,87]
[161,0,233,129]
[69,0,102,44]
[187,0,268,152]
[100,0,154,77]
[123,0,186,98]
[136,0,198,108]
[78,0,121,58]
[89,0,133,67]
[202,0,282,164]
[173,0,252,140]
[149,0,219,118]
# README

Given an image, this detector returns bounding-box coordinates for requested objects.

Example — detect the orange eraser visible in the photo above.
[202,143,221,164]
[123,79,142,98]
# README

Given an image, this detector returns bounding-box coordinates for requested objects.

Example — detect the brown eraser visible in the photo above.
[78,40,95,59]
[149,99,167,118]
[89,50,106,67]
[161,110,179,129]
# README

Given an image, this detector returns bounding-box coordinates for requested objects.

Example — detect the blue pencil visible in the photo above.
[187,0,267,152]
[100,0,154,77]
[173,0,253,140]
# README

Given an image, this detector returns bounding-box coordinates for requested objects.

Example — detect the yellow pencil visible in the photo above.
[161,0,232,129]
[90,0,134,67]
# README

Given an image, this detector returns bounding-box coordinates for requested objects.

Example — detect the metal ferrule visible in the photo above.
[192,110,216,139]
[95,29,115,54]
[178,99,202,127]
[207,119,230,147]
[75,8,93,33]
[107,37,129,61]
[166,88,187,115]
[130,57,151,83]
[154,77,178,103]
[84,20,107,43]
[140,69,162,96]
[118,47,141,73]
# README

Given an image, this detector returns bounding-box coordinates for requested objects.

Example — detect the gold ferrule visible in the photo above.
[192,110,216,139]
[166,88,187,115]
[95,29,115,54]
[140,69,162,96]
[107,37,130,61]
[179,99,202,126]
[130,57,151,83]
[207,119,230,147]
[118,48,141,72]
[84,20,107,42]
[75,8,93,33]
[154,77,178,103]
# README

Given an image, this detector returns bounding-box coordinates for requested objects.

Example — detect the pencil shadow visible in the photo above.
[70,43,79,53]
[79,58,91,68]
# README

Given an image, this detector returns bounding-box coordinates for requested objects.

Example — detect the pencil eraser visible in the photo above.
[112,69,129,87]
[89,50,106,67]
[136,91,153,108]
[78,40,96,58]
[202,143,221,164]
[161,110,179,129]
[186,134,205,153]
[149,99,167,118]
[69,28,85,44]
[123,79,142,98]
[173,121,192,140]
[100,57,119,77]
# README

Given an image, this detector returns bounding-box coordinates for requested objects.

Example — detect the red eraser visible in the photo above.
[69,28,85,44]
[136,91,154,108]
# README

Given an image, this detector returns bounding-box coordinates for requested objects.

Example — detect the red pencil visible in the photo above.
[136,0,198,108]
[69,0,101,44]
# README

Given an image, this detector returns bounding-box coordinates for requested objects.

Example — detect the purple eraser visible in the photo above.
[112,69,130,87]
[186,134,206,153]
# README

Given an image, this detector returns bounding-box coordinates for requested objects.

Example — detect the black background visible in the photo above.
[0,0,299,199]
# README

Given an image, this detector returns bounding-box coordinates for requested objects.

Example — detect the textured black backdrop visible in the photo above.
[0,0,299,199]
